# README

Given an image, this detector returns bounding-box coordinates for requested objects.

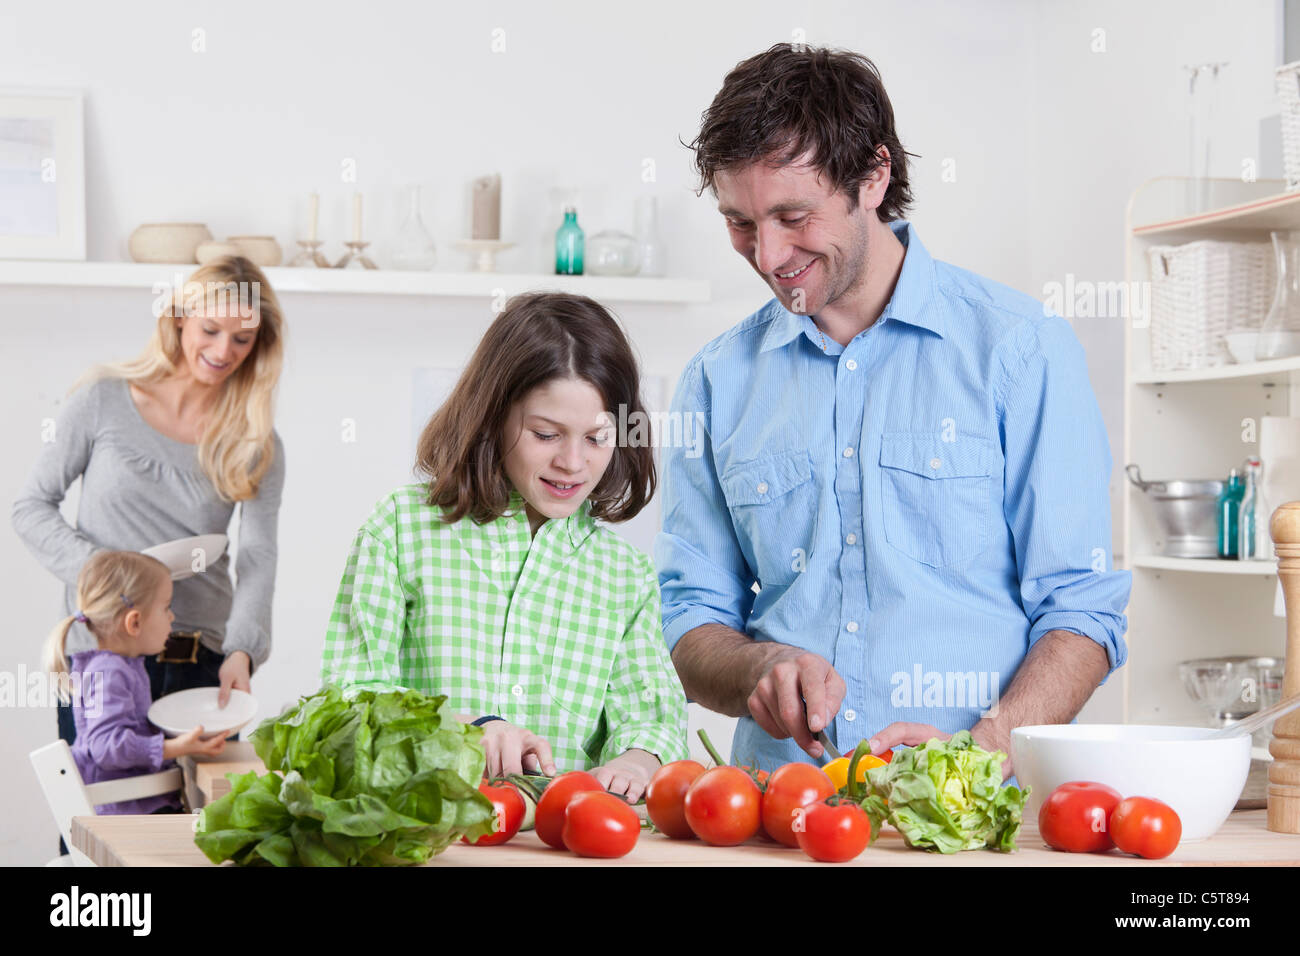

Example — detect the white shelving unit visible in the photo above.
[1123,176,1293,727]
[0,259,712,305]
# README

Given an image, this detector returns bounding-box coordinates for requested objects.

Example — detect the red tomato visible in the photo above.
[1038,781,1122,854]
[534,771,604,849]
[646,760,707,839]
[462,780,526,846]
[795,798,872,863]
[1109,796,1182,860]
[562,791,640,858]
[683,766,762,846]
[761,763,836,847]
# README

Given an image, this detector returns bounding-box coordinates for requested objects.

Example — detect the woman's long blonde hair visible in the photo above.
[75,255,285,502]
[44,550,170,704]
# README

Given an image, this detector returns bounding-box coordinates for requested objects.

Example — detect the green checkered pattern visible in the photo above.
[321,483,689,771]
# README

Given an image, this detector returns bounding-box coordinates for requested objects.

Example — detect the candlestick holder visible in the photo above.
[288,239,331,268]
[334,241,379,270]
[452,239,514,273]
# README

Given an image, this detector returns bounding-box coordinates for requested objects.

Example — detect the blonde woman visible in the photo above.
[12,256,287,761]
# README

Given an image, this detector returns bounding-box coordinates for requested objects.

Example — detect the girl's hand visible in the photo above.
[162,725,228,759]
[479,720,557,777]
[592,749,661,803]
[217,651,252,707]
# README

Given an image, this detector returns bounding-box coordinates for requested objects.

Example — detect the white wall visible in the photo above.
[0,0,1279,864]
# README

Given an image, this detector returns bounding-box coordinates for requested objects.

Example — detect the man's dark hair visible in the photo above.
[689,43,916,222]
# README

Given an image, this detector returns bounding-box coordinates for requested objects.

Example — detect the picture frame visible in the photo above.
[0,87,86,260]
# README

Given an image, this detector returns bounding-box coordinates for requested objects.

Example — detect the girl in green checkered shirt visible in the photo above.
[322,292,689,801]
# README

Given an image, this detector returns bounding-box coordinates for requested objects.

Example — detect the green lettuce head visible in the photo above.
[857,730,1027,853]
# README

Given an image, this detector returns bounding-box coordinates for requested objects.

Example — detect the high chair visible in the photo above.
[29,740,184,866]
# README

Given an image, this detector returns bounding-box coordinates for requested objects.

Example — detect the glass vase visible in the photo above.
[1256,230,1300,361]
[392,185,437,271]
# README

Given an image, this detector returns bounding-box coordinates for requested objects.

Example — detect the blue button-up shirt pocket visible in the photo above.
[879,434,995,569]
[719,449,815,587]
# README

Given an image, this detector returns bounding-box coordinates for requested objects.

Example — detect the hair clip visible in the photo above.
[120,594,134,609]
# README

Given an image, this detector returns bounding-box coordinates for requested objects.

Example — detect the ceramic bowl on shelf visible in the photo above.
[1010,723,1251,842]
[226,235,283,267]
[128,223,213,264]
[1222,331,1259,364]
[195,240,242,265]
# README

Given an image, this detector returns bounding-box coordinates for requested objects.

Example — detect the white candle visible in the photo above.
[308,193,319,242]
[352,193,362,243]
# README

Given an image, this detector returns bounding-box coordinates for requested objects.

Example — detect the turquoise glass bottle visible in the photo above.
[1216,468,1244,558]
[555,206,584,275]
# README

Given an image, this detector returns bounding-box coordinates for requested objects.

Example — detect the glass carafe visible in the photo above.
[392,185,437,271]
[1257,230,1300,361]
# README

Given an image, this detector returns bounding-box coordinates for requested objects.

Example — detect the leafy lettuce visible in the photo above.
[194,686,494,866]
[857,731,1027,853]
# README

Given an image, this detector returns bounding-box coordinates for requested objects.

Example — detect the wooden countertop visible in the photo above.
[71,809,1300,867]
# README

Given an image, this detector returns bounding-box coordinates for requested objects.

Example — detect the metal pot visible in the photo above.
[1126,464,1223,558]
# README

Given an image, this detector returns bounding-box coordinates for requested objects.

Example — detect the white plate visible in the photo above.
[148,687,258,739]
[141,534,228,580]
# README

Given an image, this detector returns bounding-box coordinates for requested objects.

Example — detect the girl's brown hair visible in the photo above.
[689,43,918,221]
[416,292,655,525]
[43,550,170,703]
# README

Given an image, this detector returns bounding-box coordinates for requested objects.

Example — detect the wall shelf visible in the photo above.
[1132,355,1300,386]
[1129,555,1277,575]
[0,260,712,304]
[1131,181,1300,242]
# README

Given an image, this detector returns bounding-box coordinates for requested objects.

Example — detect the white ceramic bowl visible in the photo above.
[148,688,258,740]
[1222,331,1259,364]
[1010,724,1251,842]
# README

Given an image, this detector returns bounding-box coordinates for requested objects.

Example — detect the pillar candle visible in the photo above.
[308,193,319,242]
[471,174,501,240]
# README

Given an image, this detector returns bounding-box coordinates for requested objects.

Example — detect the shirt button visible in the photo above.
[929,457,942,469]
[843,446,854,458]
[845,533,857,545]
[845,359,858,370]
[846,620,859,633]
[756,481,768,495]
[844,709,857,722]
[510,684,523,697]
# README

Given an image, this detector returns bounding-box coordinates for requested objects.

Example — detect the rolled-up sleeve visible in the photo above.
[999,315,1131,677]
[654,357,755,653]
[599,557,690,765]
[223,432,286,671]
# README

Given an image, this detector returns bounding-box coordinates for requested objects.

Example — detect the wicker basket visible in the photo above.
[1147,240,1274,372]
[1278,60,1300,191]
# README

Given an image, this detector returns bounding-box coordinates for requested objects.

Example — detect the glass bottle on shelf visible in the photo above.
[634,195,666,277]
[392,185,438,271]
[1256,230,1300,361]
[555,207,584,275]
[1216,468,1244,558]
[1237,457,1262,560]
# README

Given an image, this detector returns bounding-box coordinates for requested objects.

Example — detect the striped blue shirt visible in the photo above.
[655,220,1131,771]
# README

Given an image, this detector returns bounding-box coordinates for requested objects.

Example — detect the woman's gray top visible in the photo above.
[11,376,285,667]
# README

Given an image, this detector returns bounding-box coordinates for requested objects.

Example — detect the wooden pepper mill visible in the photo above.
[1268,502,1300,833]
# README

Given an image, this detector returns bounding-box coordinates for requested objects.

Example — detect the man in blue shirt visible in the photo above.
[656,43,1131,775]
